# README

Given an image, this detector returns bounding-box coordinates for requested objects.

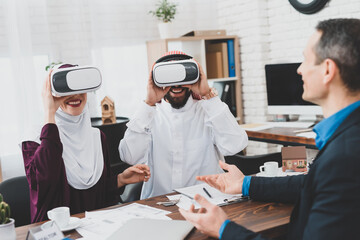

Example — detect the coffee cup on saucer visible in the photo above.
[47,207,70,228]
[259,161,279,177]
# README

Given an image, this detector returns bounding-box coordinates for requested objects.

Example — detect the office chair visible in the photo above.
[0,176,31,227]
[120,182,143,203]
[224,152,282,175]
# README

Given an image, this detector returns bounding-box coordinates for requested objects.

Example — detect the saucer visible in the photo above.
[256,168,306,177]
[42,217,81,232]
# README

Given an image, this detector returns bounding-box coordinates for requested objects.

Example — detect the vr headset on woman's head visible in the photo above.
[51,64,102,97]
[152,53,199,87]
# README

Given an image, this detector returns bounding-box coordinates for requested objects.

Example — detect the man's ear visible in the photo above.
[323,58,338,85]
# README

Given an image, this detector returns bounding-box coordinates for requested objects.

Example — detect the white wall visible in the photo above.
[44,0,219,118]
[0,0,218,180]
[216,0,360,155]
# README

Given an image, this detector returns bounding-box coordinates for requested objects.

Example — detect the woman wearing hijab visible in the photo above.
[21,64,150,223]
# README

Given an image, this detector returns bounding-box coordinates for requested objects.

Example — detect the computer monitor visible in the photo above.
[265,63,323,120]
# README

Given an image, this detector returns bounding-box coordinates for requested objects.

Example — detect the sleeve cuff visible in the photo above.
[200,96,226,117]
[40,123,61,142]
[126,101,156,133]
[219,219,231,239]
[242,176,252,196]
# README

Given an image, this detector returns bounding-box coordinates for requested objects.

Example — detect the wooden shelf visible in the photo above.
[146,35,243,123]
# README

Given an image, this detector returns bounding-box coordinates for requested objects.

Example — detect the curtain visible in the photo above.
[0,0,218,180]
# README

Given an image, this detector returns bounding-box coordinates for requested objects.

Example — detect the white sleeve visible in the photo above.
[200,96,248,155]
[119,101,156,165]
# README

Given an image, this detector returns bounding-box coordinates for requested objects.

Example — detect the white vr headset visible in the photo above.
[152,54,199,87]
[51,65,102,97]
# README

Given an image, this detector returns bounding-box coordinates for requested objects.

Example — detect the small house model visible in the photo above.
[281,146,307,172]
[101,96,116,125]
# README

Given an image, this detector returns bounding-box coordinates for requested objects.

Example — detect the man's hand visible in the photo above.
[145,69,170,106]
[117,164,151,188]
[197,161,244,195]
[182,62,210,97]
[179,194,228,238]
[42,70,65,124]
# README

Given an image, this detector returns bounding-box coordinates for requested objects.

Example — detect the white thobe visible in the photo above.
[119,95,248,199]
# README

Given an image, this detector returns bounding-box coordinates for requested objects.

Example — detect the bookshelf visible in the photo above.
[146,35,243,123]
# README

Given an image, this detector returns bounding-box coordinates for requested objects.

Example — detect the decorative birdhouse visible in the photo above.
[101,96,116,125]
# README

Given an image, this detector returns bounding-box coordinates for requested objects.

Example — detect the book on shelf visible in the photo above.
[206,51,224,78]
[227,39,236,77]
[206,42,229,78]
[212,81,237,117]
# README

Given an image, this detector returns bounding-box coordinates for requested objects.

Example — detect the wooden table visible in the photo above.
[246,127,317,149]
[16,194,293,239]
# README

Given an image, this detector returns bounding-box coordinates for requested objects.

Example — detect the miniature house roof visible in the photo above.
[281,146,306,160]
[101,96,114,107]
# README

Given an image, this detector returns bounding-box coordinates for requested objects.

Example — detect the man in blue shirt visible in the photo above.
[180,18,360,240]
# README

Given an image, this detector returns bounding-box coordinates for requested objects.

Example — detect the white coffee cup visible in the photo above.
[47,206,70,228]
[259,161,279,177]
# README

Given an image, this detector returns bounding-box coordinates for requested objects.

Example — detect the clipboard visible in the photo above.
[174,183,249,207]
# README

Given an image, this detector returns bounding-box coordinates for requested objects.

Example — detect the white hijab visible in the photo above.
[54,105,104,190]
[23,105,104,189]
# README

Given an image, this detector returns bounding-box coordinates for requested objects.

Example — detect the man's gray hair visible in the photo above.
[315,18,360,92]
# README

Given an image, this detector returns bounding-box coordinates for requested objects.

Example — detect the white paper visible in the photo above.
[240,123,273,131]
[174,183,243,210]
[32,221,64,240]
[77,203,172,239]
[296,131,316,138]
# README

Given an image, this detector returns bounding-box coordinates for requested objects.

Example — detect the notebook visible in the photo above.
[106,219,194,240]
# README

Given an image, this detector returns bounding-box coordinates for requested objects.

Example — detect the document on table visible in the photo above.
[296,131,316,138]
[174,183,245,210]
[76,203,172,239]
[240,123,273,131]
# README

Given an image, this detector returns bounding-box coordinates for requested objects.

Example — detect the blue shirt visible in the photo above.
[219,100,360,239]
[313,100,360,150]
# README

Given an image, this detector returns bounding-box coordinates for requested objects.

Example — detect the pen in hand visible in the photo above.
[203,187,212,198]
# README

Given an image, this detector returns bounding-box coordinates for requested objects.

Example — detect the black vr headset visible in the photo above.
[51,65,102,97]
[152,53,199,87]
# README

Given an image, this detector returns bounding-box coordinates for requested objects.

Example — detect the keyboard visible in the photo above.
[266,121,315,129]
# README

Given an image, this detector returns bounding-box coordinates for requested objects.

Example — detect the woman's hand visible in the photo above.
[117,164,151,188]
[145,68,170,106]
[182,62,210,97]
[42,70,65,123]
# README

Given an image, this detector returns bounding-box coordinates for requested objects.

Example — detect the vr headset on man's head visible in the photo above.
[51,64,102,97]
[152,53,199,87]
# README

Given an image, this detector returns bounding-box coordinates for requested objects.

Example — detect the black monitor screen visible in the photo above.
[265,63,314,106]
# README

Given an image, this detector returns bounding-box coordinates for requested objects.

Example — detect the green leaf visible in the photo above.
[0,209,5,224]
[149,0,177,23]
[5,204,10,218]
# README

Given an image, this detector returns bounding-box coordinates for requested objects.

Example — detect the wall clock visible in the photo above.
[289,0,330,14]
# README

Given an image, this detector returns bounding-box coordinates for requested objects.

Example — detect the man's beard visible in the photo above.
[164,87,191,109]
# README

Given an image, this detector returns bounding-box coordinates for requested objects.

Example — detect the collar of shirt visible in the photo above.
[161,94,196,113]
[313,100,360,150]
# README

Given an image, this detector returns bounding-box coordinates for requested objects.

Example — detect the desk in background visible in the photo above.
[245,127,317,149]
[16,193,293,240]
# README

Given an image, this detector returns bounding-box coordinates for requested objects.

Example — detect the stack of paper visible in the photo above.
[76,203,171,239]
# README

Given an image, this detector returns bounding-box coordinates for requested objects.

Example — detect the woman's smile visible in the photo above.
[66,99,82,108]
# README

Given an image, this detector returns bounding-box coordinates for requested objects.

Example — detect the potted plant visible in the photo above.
[149,0,177,39]
[0,194,16,240]
[45,61,63,71]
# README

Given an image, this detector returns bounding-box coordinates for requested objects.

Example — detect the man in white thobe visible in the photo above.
[119,53,248,199]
